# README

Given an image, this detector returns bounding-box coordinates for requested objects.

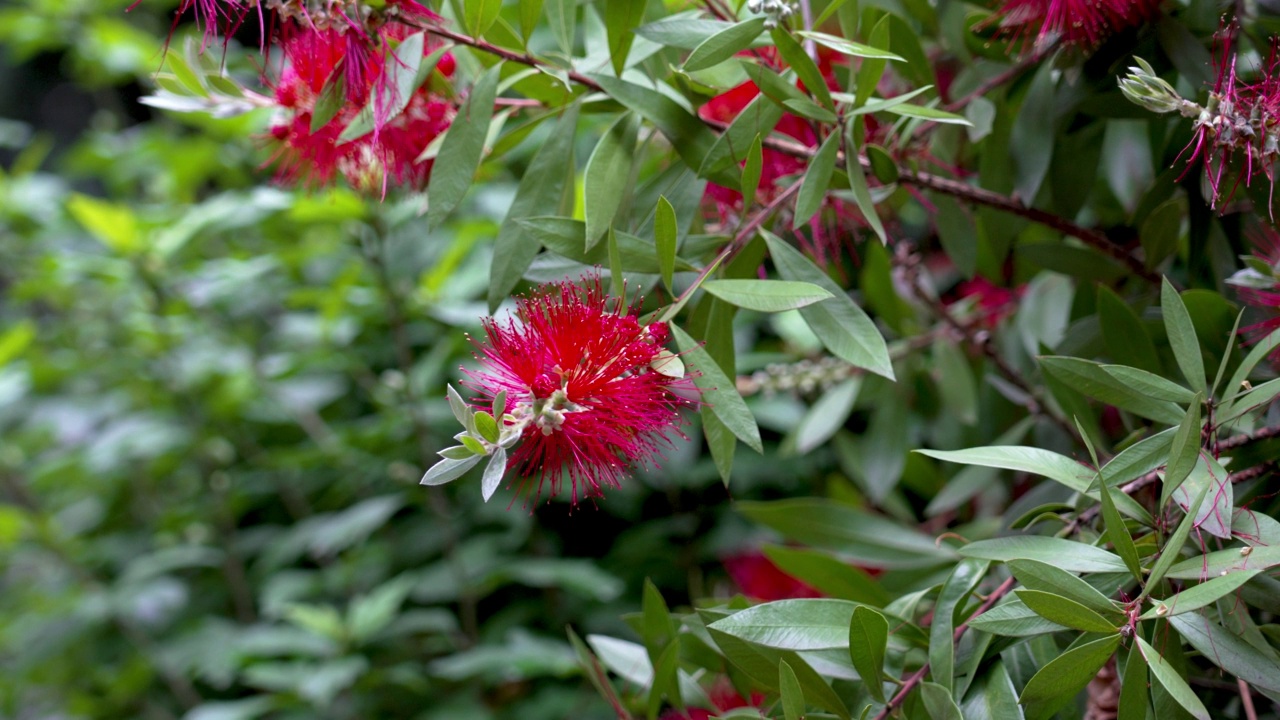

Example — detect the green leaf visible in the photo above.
[845,125,888,243]
[1169,613,1280,694]
[1039,356,1185,424]
[648,641,682,719]
[1170,453,1233,539]
[741,134,763,211]
[463,0,502,36]
[1100,365,1197,404]
[655,196,677,292]
[1019,634,1120,704]
[1135,636,1209,720]
[1117,649,1150,720]
[583,112,639,249]
[569,628,627,711]
[605,0,646,76]
[338,33,430,143]
[1223,324,1280,409]
[1160,398,1203,506]
[673,325,762,453]
[1010,61,1056,203]
[1014,589,1121,633]
[848,606,888,701]
[606,226,624,299]
[959,537,1128,574]
[1007,559,1123,617]
[883,102,972,125]
[545,0,575,55]
[1140,196,1183,270]
[782,97,838,124]
[795,131,840,227]
[420,456,481,486]
[67,194,139,253]
[480,447,506,502]
[763,545,890,606]
[1163,543,1280,580]
[794,377,860,453]
[517,217,693,273]
[641,579,675,663]
[701,95,782,178]
[778,660,805,720]
[762,231,893,379]
[684,17,767,72]
[1097,286,1161,373]
[959,661,1022,720]
[1098,476,1144,583]
[488,104,580,310]
[1144,482,1210,594]
[920,681,964,720]
[771,27,834,110]
[798,30,903,61]
[311,65,346,133]
[930,558,989,690]
[708,599,867,651]
[1141,569,1261,620]
[933,194,977,278]
[966,598,1068,637]
[701,407,736,485]
[701,279,833,313]
[1162,278,1206,394]
[473,411,499,444]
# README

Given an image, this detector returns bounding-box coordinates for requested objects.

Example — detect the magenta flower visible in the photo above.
[991,0,1161,49]
[461,277,692,505]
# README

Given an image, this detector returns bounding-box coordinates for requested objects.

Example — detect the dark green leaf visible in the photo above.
[1144,482,1209,594]
[778,659,805,720]
[1160,398,1203,507]
[1135,636,1209,720]
[1169,614,1280,694]
[1162,278,1206,394]
[673,324,762,453]
[589,75,725,184]
[931,558,989,690]
[1019,634,1120,704]
[741,134,763,211]
[655,196,677,292]
[1007,559,1123,617]
[1010,61,1055,203]
[771,27,834,110]
[966,598,1068,637]
[795,132,840,227]
[763,545,889,606]
[1117,649,1150,720]
[845,126,888,243]
[920,681,964,720]
[583,112,640,249]
[1039,356,1184,424]
[1141,569,1261,620]
[604,0,646,76]
[1097,286,1160,373]
[1098,476,1144,583]
[684,17,768,72]
[1015,589,1121,633]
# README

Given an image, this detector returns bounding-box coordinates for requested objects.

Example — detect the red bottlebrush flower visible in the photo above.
[990,0,1161,49]
[461,276,693,505]
[266,23,456,191]
[723,551,823,601]
[952,277,1026,327]
[660,678,765,720]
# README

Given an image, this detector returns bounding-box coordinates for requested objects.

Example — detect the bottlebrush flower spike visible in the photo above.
[990,0,1161,50]
[424,276,693,506]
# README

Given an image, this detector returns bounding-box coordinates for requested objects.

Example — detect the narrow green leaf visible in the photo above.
[884,102,972,125]
[795,131,840,228]
[1164,543,1280,580]
[1135,636,1209,720]
[700,96,782,178]
[762,231,893,378]
[960,661,1022,720]
[641,579,675,662]
[1019,634,1120,704]
[1210,310,1243,399]
[854,18,893,108]
[1140,569,1261,620]
[463,0,502,37]
[844,126,888,243]
[673,325,762,453]
[782,97,838,124]
[647,641,681,719]
[1162,278,1206,393]
[589,75,723,182]
[1014,589,1121,633]
[798,30,903,60]
[933,194,977,278]
[1160,398,1203,508]
[930,558,989,690]
[959,537,1127,574]
[771,27,834,110]
[778,660,805,720]
[311,64,346,133]
[741,134,763,211]
[518,217,693,273]
[966,598,1068,637]
[764,545,890,606]
[488,103,579,310]
[1101,365,1197,404]
[1007,559,1123,617]
[655,196,677,292]
[701,279,833,313]
[1117,649,1150,720]
[545,0,575,55]
[1169,613,1280,694]
[480,446,506,502]
[1098,476,1144,583]
[1039,356,1185,424]
[684,17,768,72]
[920,681,964,720]
[583,112,640,249]
[428,64,500,230]
[605,0,646,76]
[1010,61,1055,204]
[738,60,806,105]
[1223,324,1280,409]
[848,606,888,701]
[701,407,736,485]
[1143,482,1210,596]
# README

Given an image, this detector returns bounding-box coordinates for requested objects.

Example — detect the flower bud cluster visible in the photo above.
[746,0,796,30]
[1118,58,1202,118]
[743,356,855,397]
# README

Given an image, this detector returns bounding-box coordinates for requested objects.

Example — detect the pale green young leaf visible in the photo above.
[463,0,502,37]
[1163,543,1280,580]
[798,30,902,61]
[420,456,481,486]
[1170,453,1233,539]
[919,682,963,720]
[480,446,506,502]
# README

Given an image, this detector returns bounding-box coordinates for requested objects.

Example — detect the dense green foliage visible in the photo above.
[3,0,1280,719]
